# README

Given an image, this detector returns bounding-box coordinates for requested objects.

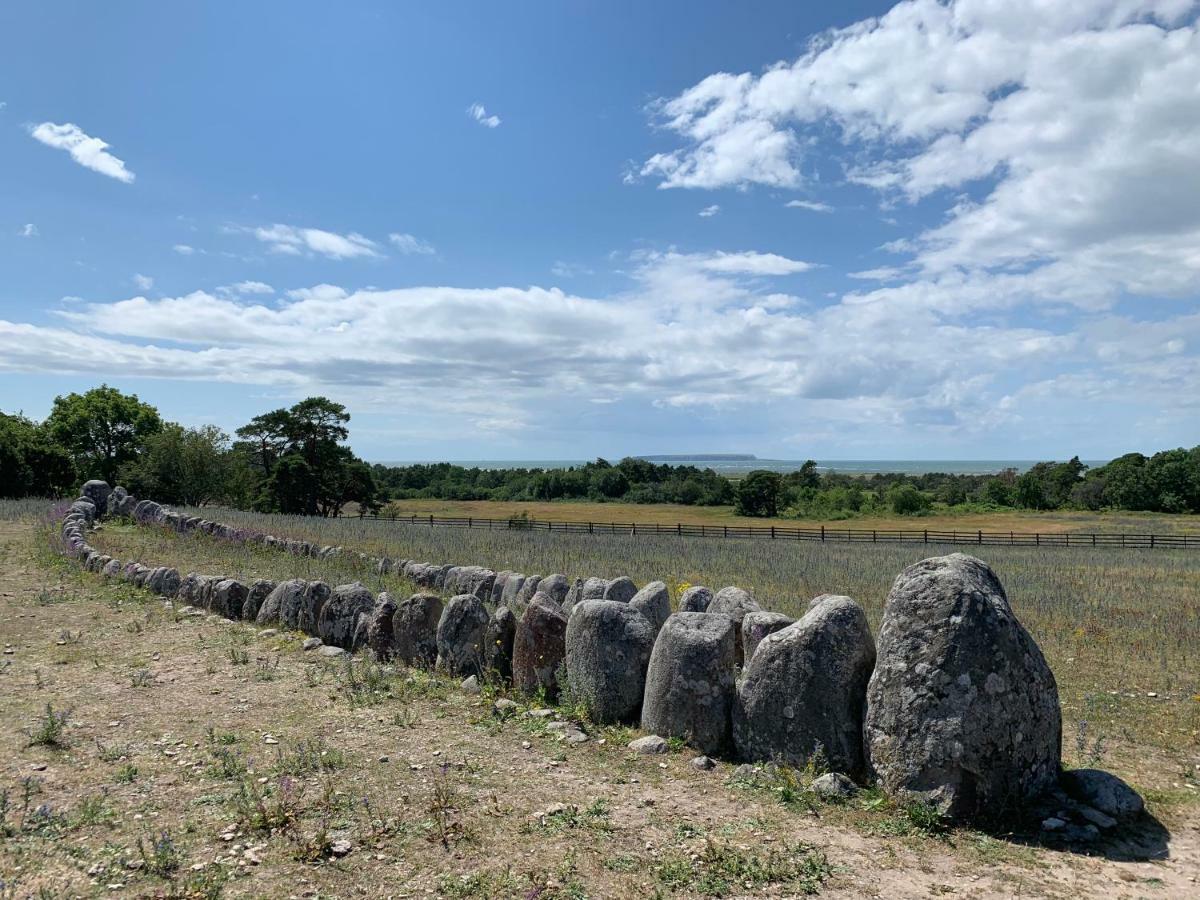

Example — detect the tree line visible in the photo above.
[3,384,1199,519]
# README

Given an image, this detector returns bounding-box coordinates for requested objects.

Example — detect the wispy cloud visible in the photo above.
[19,223,37,238]
[786,200,833,213]
[699,204,721,218]
[133,273,154,291]
[551,261,594,278]
[467,102,502,128]
[249,224,381,260]
[221,280,274,296]
[173,244,197,255]
[388,232,436,255]
[30,122,135,183]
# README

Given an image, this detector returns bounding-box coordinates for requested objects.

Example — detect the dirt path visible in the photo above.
[1,520,1197,898]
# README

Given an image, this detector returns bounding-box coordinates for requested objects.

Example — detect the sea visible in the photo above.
[372,458,1110,476]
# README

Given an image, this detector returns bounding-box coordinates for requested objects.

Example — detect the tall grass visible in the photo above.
[0,497,58,521]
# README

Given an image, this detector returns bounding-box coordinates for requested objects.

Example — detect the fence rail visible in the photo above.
[359,513,1199,550]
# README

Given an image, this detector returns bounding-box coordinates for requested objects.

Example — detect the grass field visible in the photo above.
[3,504,1200,897]
[376,497,1200,536]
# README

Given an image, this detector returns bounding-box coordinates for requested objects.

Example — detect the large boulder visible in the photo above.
[80,481,111,517]
[641,612,737,756]
[107,486,132,517]
[393,593,444,667]
[679,585,713,613]
[436,594,489,677]
[484,606,517,681]
[708,587,762,666]
[537,574,570,605]
[741,611,795,665]
[364,592,398,660]
[319,582,375,650]
[212,579,248,619]
[733,596,875,778]
[603,576,637,604]
[146,567,181,597]
[296,582,330,635]
[1060,769,1144,822]
[629,581,672,639]
[242,580,277,622]
[565,600,655,723]
[257,579,306,627]
[512,592,568,698]
[500,574,526,607]
[564,577,607,615]
[865,554,1062,820]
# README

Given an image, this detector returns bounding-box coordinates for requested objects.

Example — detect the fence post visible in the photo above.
[1035,533,1039,546]
[723,525,728,538]
[1151,533,1156,549]
[873,529,876,543]
[468,517,472,528]
[677,522,682,536]
[924,529,928,544]
[821,525,825,542]
[978,530,982,545]
[632,523,637,536]
[1092,533,1096,547]
[589,522,593,534]
[770,526,775,539]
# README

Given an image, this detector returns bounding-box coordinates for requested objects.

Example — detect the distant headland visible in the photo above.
[634,454,758,462]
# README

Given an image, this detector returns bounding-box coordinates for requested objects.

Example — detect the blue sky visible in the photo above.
[3,0,1199,461]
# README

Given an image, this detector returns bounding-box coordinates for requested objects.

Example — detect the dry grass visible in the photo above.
[3,512,1200,897]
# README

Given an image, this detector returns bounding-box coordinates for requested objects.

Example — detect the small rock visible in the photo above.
[257,629,278,638]
[565,730,589,745]
[461,675,481,695]
[318,645,348,659]
[811,772,858,801]
[1060,769,1145,822]
[525,708,555,719]
[493,698,518,718]
[691,755,716,771]
[302,637,322,651]
[263,735,279,745]
[378,755,389,763]
[1041,817,1066,831]
[629,735,669,754]
[329,839,352,857]
[1076,805,1118,829]
[30,763,47,771]
[732,763,758,780]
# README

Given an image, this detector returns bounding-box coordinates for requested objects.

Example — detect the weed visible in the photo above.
[273,737,346,776]
[232,775,301,833]
[656,839,831,896]
[94,738,129,762]
[254,656,279,682]
[130,668,156,688]
[425,775,476,849]
[207,745,247,780]
[228,646,250,665]
[338,656,395,707]
[73,792,115,828]
[1074,719,1108,767]
[138,829,181,876]
[24,703,70,748]
[115,764,138,783]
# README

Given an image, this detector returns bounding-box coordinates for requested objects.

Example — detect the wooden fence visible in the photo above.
[361,513,1198,550]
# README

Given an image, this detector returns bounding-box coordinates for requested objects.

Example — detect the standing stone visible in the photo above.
[436,594,489,677]
[102,558,122,577]
[865,554,1062,820]
[733,597,875,778]
[364,592,398,660]
[107,485,130,516]
[641,612,737,756]
[147,567,181,598]
[257,579,306,628]
[320,582,375,650]
[484,606,517,682]
[212,579,249,619]
[242,580,277,622]
[679,585,713,613]
[512,593,569,698]
[80,481,111,518]
[537,574,570,605]
[296,582,330,635]
[517,575,543,604]
[393,593,444,667]
[500,574,526,607]
[741,611,795,665]
[603,576,637,604]
[708,587,762,667]
[565,600,655,724]
[490,572,511,606]
[629,581,672,639]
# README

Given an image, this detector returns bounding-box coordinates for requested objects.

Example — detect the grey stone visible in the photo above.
[212,579,248,619]
[629,735,669,754]
[734,597,875,778]
[393,593,443,667]
[740,611,795,665]
[243,580,277,622]
[102,558,122,577]
[500,574,526,609]
[257,579,306,628]
[1060,769,1144,822]
[489,572,510,606]
[564,600,655,724]
[1076,805,1118,829]
[537,574,570,605]
[628,581,672,639]
[811,772,859,801]
[364,592,398,661]
[512,592,568,698]
[319,582,375,651]
[436,594,489,677]
[107,485,132,517]
[516,574,543,606]
[708,587,762,666]
[484,605,516,682]
[302,637,322,651]
[864,553,1062,821]
[461,675,481,695]
[147,567,181,598]
[81,481,111,518]
[493,698,519,718]
[603,576,637,604]
[641,612,737,756]
[297,582,331,635]
[318,645,348,659]
[691,755,716,771]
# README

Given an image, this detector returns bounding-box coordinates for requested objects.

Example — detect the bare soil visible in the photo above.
[2,520,1198,899]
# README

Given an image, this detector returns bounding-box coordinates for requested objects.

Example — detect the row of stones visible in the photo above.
[60,481,1145,830]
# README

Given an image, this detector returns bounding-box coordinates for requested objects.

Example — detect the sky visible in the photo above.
[2,0,1199,462]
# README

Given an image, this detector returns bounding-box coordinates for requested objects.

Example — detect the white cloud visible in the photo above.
[693,250,815,276]
[698,204,721,217]
[250,224,381,260]
[19,224,38,238]
[467,103,502,128]
[132,273,154,291]
[173,244,196,255]
[388,232,436,255]
[30,122,135,183]
[786,200,833,213]
[551,261,594,278]
[221,280,274,296]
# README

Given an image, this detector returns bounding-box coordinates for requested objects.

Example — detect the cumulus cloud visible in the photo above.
[220,280,274,296]
[250,224,381,259]
[388,232,436,255]
[30,122,135,183]
[467,102,502,128]
[173,244,196,255]
[699,204,721,217]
